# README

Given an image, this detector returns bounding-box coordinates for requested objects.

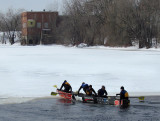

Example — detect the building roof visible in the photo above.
[22,11,58,13]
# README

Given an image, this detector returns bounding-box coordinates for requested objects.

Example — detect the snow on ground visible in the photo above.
[0,45,160,99]
[0,31,20,44]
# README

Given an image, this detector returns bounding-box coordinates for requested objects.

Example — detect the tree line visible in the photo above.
[0,0,160,48]
[0,8,23,45]
[57,0,160,48]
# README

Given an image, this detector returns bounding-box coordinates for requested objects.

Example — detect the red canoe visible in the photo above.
[57,89,72,100]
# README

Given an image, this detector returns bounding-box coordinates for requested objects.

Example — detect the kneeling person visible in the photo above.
[98,85,108,98]
[78,82,89,95]
[60,80,72,93]
[86,85,97,96]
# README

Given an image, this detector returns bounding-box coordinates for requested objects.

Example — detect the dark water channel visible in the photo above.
[0,96,160,121]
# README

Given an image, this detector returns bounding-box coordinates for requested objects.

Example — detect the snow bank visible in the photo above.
[0,31,21,44]
[0,45,160,99]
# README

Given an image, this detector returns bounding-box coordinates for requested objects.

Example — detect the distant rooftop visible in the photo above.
[24,9,58,13]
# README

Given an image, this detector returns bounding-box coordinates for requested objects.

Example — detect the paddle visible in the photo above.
[129,96,145,102]
[51,92,58,96]
[51,85,58,96]
[138,96,145,102]
[50,91,69,96]
[51,85,73,96]
[115,95,145,102]
[53,85,58,89]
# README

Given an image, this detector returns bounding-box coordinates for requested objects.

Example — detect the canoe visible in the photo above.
[57,89,72,100]
[74,95,116,105]
[74,94,130,107]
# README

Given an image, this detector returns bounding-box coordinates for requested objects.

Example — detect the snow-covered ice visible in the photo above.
[0,45,160,100]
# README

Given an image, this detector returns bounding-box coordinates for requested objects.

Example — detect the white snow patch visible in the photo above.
[0,31,21,45]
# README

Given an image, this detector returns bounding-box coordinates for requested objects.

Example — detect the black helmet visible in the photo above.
[102,85,105,89]
[64,80,67,83]
[121,86,124,90]
[82,82,85,84]
[89,85,92,88]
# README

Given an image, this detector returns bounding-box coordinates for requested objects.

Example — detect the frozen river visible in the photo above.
[0,45,160,98]
[0,96,160,121]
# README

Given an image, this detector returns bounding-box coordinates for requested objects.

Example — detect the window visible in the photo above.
[37,23,41,28]
[27,19,35,28]
[42,29,51,35]
[44,23,48,28]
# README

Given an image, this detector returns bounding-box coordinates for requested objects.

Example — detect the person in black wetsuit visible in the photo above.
[98,85,108,97]
[60,80,72,93]
[78,82,89,94]
[84,85,97,103]
[116,86,129,107]
[86,85,97,96]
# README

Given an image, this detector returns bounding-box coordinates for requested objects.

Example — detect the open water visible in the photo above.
[0,96,160,121]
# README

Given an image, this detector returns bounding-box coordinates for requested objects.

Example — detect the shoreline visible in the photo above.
[0,96,58,105]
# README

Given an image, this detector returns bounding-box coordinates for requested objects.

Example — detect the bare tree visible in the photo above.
[57,0,160,48]
[0,8,23,45]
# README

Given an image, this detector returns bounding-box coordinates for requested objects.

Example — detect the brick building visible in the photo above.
[21,11,58,45]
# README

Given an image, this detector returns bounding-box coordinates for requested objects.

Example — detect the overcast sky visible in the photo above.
[0,0,65,13]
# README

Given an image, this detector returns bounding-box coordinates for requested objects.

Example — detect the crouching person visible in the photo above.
[85,85,97,103]
[86,85,97,96]
[78,82,89,95]
[60,80,72,93]
[98,85,108,98]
